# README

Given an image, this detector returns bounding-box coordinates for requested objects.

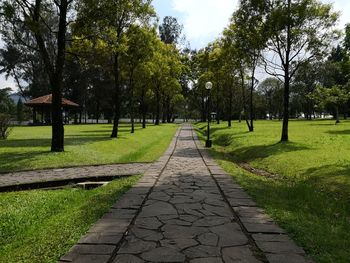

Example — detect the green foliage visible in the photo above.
[159,16,183,45]
[0,175,140,263]
[0,88,14,114]
[313,85,350,109]
[0,113,12,139]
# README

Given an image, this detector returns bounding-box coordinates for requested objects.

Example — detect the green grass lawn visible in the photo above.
[196,120,350,263]
[0,123,178,173]
[0,175,140,263]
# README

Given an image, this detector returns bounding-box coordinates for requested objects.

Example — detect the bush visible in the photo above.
[0,114,12,139]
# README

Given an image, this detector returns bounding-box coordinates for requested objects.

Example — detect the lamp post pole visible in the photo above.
[205,81,213,148]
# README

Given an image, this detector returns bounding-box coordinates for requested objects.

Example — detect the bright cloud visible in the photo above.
[324,0,350,28]
[171,0,238,48]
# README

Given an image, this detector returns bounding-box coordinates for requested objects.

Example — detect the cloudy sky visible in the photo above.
[2,0,350,91]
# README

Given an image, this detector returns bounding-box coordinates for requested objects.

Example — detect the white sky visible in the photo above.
[1,0,350,91]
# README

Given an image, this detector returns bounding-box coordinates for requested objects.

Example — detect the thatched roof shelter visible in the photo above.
[24,94,80,125]
[24,94,80,108]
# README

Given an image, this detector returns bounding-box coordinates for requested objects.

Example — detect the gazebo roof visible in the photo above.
[24,94,80,108]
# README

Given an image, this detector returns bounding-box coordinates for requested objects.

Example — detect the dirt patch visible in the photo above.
[238,162,279,179]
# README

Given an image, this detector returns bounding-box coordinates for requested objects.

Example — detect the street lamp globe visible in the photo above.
[205,81,213,90]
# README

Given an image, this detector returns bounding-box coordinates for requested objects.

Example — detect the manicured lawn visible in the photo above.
[0,175,140,263]
[196,120,350,263]
[0,123,178,173]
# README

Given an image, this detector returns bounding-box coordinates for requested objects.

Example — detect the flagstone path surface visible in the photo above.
[60,125,312,263]
[0,163,151,191]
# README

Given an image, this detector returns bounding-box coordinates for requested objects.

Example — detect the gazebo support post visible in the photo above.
[33,108,37,124]
[41,108,44,124]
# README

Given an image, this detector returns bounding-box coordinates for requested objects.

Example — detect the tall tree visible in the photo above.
[231,0,266,131]
[263,0,339,141]
[159,16,183,45]
[74,0,155,138]
[1,0,74,151]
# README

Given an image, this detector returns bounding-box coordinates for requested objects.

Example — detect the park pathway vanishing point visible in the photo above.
[60,124,312,263]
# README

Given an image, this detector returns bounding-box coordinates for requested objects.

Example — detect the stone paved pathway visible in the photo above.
[60,125,312,263]
[0,163,151,191]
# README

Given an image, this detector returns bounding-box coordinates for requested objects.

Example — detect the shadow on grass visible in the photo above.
[0,136,114,149]
[301,164,350,199]
[228,142,310,162]
[325,130,350,135]
[80,126,143,134]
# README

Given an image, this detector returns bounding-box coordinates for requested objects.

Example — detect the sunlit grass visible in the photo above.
[0,123,178,173]
[196,120,350,263]
[0,175,140,263]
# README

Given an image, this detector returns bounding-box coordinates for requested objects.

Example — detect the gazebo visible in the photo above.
[24,94,80,125]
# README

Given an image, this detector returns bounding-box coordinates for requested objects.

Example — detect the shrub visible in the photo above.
[0,114,12,139]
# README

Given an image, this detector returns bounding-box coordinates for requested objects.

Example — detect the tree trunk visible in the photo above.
[249,63,256,132]
[141,88,147,129]
[129,70,135,134]
[281,71,290,142]
[96,101,99,124]
[240,68,252,131]
[50,0,68,152]
[216,84,220,124]
[228,86,233,127]
[281,0,291,142]
[166,97,171,123]
[155,88,160,125]
[336,106,340,124]
[111,53,120,138]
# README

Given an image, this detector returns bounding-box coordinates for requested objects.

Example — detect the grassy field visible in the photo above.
[196,120,350,263]
[0,123,178,173]
[0,175,140,263]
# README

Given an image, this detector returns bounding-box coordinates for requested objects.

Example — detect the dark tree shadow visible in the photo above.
[0,136,113,149]
[326,130,350,135]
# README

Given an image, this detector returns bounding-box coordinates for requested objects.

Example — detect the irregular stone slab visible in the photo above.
[222,246,262,263]
[255,240,305,254]
[190,258,223,263]
[228,198,257,207]
[210,223,248,247]
[198,232,219,246]
[113,254,144,263]
[149,191,171,202]
[69,254,110,263]
[78,233,123,245]
[162,224,207,240]
[184,245,221,258]
[118,236,156,254]
[141,247,186,262]
[193,216,230,227]
[131,227,163,241]
[161,238,199,250]
[202,204,232,217]
[252,233,291,242]
[163,218,193,226]
[67,244,116,255]
[243,222,286,234]
[139,201,177,217]
[134,217,163,230]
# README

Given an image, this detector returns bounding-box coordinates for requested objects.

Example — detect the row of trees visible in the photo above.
[186,0,348,142]
[1,0,349,147]
[0,1,185,149]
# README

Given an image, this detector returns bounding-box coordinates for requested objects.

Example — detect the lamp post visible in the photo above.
[205,81,213,148]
